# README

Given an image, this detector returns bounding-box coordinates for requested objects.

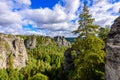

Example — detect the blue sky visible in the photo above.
[0,0,120,37]
[31,0,60,9]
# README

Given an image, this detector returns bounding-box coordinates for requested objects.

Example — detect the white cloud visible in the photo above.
[112,2,120,13]
[0,0,25,35]
[15,0,31,5]
[13,0,31,9]
[44,30,77,37]
[0,0,119,37]
[41,22,78,31]
[22,5,67,24]
[20,0,80,36]
[0,1,22,27]
[90,0,120,27]
[0,0,80,37]
[64,0,80,14]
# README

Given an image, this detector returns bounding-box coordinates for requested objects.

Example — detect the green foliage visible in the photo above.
[0,35,68,80]
[0,69,24,80]
[0,38,4,46]
[8,54,14,70]
[4,43,9,51]
[0,34,106,80]
[0,69,8,80]
[71,50,77,59]
[36,36,56,46]
[69,36,105,80]
[98,26,110,40]
[20,35,68,80]
[71,5,105,80]
[7,34,13,38]
[73,5,98,38]
[31,73,48,80]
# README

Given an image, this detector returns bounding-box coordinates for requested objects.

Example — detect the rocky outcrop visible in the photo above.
[0,34,28,69]
[25,35,36,49]
[64,48,74,71]
[54,36,71,46]
[40,36,56,46]
[105,16,120,80]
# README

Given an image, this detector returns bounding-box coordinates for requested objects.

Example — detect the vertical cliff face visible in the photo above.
[105,16,120,80]
[0,34,28,69]
[25,35,36,49]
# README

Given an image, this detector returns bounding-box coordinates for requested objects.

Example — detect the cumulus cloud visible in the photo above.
[0,0,80,37]
[23,5,67,24]
[20,0,80,36]
[15,0,31,5]
[0,0,119,37]
[65,0,80,14]
[90,0,120,27]
[0,1,22,28]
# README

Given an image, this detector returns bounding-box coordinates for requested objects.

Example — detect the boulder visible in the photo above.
[105,16,120,80]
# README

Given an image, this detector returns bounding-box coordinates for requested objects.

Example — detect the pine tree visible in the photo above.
[73,5,98,38]
[98,25,110,40]
[69,5,105,80]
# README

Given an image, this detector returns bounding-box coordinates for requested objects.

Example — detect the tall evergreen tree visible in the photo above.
[73,5,98,38]
[69,4,105,80]
[98,25,110,40]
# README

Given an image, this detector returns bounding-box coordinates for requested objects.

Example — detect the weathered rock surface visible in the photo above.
[0,34,28,69]
[64,48,74,71]
[54,36,71,46]
[105,16,120,80]
[25,35,36,49]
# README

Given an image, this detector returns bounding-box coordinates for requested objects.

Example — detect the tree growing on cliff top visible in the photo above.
[69,4,105,80]
[73,5,98,38]
[69,35,105,80]
[98,25,110,40]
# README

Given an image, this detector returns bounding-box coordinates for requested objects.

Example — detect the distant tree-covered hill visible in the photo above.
[65,37,76,43]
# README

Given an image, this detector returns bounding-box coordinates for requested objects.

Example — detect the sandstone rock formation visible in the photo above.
[40,36,56,46]
[25,35,36,49]
[0,34,28,69]
[105,16,120,80]
[64,48,74,71]
[54,36,71,46]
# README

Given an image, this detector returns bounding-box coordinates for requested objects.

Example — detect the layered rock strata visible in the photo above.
[105,16,120,80]
[0,34,28,69]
